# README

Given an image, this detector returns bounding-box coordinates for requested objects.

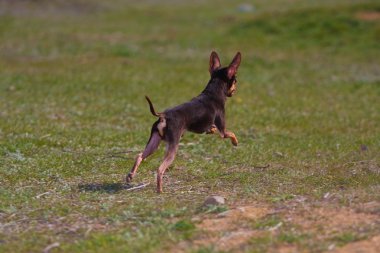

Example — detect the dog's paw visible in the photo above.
[126,173,133,183]
[231,138,238,146]
[206,125,218,134]
[225,131,238,146]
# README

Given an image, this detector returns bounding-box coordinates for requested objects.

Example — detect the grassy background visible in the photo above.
[0,0,379,252]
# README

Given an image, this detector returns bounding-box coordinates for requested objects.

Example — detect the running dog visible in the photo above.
[126,51,242,193]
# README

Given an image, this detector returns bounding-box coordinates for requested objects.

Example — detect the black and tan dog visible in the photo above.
[126,51,241,193]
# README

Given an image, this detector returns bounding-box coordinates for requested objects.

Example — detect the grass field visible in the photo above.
[1,0,380,252]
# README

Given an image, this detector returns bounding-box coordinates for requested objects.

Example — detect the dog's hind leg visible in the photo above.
[156,127,182,193]
[156,143,178,193]
[126,131,161,183]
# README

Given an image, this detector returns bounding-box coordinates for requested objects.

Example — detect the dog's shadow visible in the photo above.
[78,182,134,193]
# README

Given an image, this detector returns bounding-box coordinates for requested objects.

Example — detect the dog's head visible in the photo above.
[209,51,241,97]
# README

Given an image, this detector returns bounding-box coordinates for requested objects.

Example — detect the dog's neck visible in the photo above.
[201,78,227,106]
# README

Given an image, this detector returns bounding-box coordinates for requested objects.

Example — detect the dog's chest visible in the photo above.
[186,113,214,134]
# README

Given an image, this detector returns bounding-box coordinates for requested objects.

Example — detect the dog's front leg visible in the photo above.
[206,124,217,134]
[215,114,238,146]
[223,131,238,146]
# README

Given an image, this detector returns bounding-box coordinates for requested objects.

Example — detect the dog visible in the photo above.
[126,51,241,193]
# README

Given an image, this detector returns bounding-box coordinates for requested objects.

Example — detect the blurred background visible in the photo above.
[1,0,379,154]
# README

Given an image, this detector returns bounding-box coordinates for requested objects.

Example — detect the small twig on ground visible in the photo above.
[40,134,51,139]
[222,159,271,169]
[126,182,150,191]
[61,149,133,156]
[101,150,136,161]
[84,226,93,237]
[253,164,270,169]
[105,150,134,155]
[101,155,130,160]
[268,222,283,231]
[342,159,374,167]
[43,242,60,253]
[35,192,50,199]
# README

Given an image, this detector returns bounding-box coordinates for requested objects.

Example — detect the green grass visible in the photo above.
[1,0,380,252]
[333,232,363,246]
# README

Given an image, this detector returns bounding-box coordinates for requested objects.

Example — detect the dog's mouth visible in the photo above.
[227,79,237,97]
[227,87,236,97]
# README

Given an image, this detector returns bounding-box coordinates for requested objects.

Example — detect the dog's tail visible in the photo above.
[145,95,161,117]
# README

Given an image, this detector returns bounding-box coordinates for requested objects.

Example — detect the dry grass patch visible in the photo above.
[198,205,270,232]
[332,235,380,253]
[173,204,270,252]
[355,11,380,21]
[286,205,379,238]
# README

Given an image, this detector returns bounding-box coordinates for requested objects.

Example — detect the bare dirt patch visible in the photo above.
[286,206,378,237]
[356,201,380,215]
[171,204,271,252]
[269,245,299,253]
[183,229,262,252]
[198,205,269,232]
[171,200,380,252]
[332,235,380,253]
[355,11,380,21]
[216,230,260,251]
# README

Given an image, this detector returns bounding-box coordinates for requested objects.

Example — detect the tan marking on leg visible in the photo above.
[156,145,177,193]
[157,117,166,137]
[156,157,175,193]
[127,152,143,182]
[225,131,238,146]
[206,124,217,134]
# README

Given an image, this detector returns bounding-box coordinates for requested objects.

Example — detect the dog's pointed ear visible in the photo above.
[209,51,221,75]
[227,52,241,79]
